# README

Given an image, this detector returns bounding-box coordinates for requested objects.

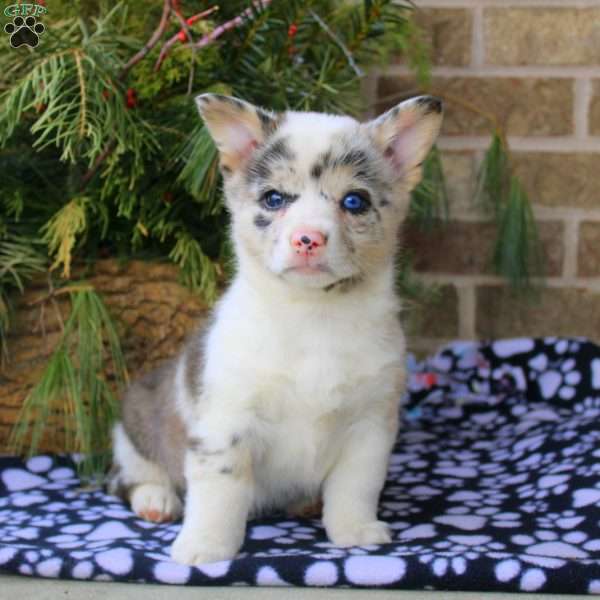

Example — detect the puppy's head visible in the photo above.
[196,94,442,290]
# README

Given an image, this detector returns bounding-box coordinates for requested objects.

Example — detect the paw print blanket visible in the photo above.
[2,337,600,593]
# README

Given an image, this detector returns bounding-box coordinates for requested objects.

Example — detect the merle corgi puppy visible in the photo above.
[109,93,443,565]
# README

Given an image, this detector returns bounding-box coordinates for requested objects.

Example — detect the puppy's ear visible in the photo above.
[195,94,279,174]
[367,95,443,190]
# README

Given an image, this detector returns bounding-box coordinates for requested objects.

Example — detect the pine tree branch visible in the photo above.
[73,50,87,138]
[79,2,174,188]
[171,6,196,95]
[155,6,219,73]
[309,10,363,77]
[28,283,94,307]
[79,140,116,189]
[119,0,172,79]
[189,0,273,52]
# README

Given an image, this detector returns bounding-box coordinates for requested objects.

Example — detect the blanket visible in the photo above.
[2,337,600,593]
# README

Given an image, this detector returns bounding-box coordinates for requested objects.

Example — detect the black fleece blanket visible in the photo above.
[2,337,600,593]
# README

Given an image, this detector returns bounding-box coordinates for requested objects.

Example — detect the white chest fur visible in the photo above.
[185,269,405,511]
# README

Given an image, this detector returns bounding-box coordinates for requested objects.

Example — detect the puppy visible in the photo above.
[108,93,443,565]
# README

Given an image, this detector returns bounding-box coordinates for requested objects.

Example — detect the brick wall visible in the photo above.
[371,0,600,355]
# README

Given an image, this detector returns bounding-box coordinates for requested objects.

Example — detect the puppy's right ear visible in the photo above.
[195,94,279,174]
[367,95,443,191]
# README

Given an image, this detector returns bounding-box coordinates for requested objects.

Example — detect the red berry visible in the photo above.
[126,88,137,109]
[287,23,297,37]
[177,30,186,42]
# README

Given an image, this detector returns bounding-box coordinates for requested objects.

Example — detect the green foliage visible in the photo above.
[0,235,47,360]
[396,251,440,306]
[169,231,219,303]
[475,132,543,288]
[396,251,442,334]
[0,6,157,168]
[176,123,220,210]
[41,197,90,278]
[10,285,128,478]
[409,146,449,229]
[475,132,509,216]
[493,177,543,291]
[0,0,416,306]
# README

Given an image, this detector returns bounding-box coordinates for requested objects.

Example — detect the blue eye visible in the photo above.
[341,192,370,214]
[262,190,285,210]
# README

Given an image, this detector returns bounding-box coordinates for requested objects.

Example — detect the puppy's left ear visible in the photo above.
[195,94,279,174]
[367,95,443,190]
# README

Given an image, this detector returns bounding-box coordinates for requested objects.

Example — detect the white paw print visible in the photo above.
[536,509,584,531]
[576,448,600,477]
[574,397,600,418]
[445,489,509,510]
[572,480,600,509]
[495,558,548,591]
[420,535,506,577]
[510,528,590,561]
[488,510,521,529]
[516,472,571,500]
[533,354,581,401]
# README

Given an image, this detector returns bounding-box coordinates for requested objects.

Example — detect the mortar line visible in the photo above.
[416,273,600,291]
[376,65,600,78]
[408,0,600,7]
[423,199,600,222]
[562,218,581,279]
[438,137,600,152]
[457,285,477,339]
[574,78,592,140]
[470,5,484,67]
[532,207,600,221]
[407,336,455,351]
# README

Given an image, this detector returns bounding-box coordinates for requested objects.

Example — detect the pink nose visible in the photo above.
[290,229,327,256]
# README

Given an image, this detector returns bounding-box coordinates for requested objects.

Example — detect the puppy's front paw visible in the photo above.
[326,520,391,547]
[171,529,241,565]
[131,483,182,523]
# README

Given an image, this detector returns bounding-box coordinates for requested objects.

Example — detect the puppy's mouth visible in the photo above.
[282,264,333,276]
[277,261,340,289]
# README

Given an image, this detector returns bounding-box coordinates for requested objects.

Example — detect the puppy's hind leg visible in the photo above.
[109,423,182,523]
